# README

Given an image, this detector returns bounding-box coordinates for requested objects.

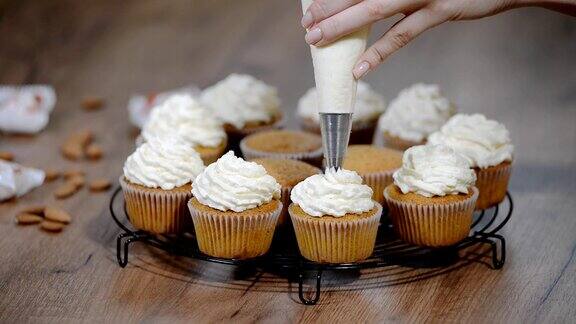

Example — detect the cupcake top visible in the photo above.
[199,74,281,129]
[343,145,403,174]
[393,144,476,198]
[378,83,455,142]
[291,168,374,217]
[142,94,226,148]
[123,137,205,190]
[242,130,322,154]
[297,81,386,123]
[251,158,321,187]
[191,151,281,212]
[427,114,514,169]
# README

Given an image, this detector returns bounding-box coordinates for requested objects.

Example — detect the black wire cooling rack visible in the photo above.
[109,187,513,305]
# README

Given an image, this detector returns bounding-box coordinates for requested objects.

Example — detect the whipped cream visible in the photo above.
[378,83,455,142]
[123,137,205,190]
[191,151,281,212]
[297,81,386,123]
[199,74,280,129]
[0,85,56,134]
[427,114,514,169]
[0,160,45,201]
[291,168,374,217]
[393,144,476,197]
[142,94,226,148]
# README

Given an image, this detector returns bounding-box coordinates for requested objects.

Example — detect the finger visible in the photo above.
[309,0,425,46]
[302,0,362,28]
[352,8,448,79]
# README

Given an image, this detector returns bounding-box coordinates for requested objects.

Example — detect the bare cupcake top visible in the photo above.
[393,145,476,197]
[291,168,374,217]
[427,113,513,168]
[191,151,281,212]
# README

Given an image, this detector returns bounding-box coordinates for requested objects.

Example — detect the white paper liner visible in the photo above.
[239,139,323,166]
[384,186,479,247]
[475,162,512,210]
[289,202,383,264]
[361,170,396,206]
[119,177,192,234]
[188,200,282,259]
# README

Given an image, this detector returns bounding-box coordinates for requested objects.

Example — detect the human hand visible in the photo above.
[301,0,576,78]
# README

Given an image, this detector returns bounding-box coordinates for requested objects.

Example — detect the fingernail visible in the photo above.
[301,11,313,28]
[305,27,322,45]
[353,61,370,79]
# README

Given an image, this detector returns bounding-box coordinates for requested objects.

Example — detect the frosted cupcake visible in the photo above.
[298,81,386,144]
[200,74,283,152]
[120,137,205,234]
[188,151,282,259]
[384,145,478,247]
[289,168,382,263]
[427,114,513,209]
[141,94,227,164]
[378,83,455,150]
[240,130,323,166]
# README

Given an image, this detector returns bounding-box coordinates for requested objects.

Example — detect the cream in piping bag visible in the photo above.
[301,0,370,168]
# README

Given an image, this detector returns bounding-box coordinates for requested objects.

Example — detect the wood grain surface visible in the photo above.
[0,0,575,322]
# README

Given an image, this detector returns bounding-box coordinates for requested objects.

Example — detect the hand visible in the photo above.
[301,0,576,79]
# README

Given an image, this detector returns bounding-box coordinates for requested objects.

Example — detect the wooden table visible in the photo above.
[1,0,575,322]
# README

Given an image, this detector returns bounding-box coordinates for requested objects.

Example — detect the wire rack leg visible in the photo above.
[116,233,141,268]
[476,234,506,269]
[298,269,323,305]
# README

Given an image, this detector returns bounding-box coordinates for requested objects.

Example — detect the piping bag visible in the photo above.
[301,0,370,169]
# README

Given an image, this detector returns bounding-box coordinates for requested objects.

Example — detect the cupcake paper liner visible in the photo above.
[188,200,282,259]
[474,162,512,210]
[289,202,383,264]
[384,187,479,247]
[119,177,192,234]
[382,131,424,151]
[226,113,285,155]
[239,139,323,167]
[362,170,396,206]
[300,117,378,145]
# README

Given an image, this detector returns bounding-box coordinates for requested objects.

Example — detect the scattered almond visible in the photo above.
[89,179,112,192]
[54,182,79,199]
[40,220,65,232]
[0,151,14,161]
[63,169,84,179]
[85,143,103,160]
[15,213,44,225]
[81,96,104,111]
[19,205,45,216]
[44,206,71,224]
[68,174,85,188]
[61,129,93,160]
[44,169,60,182]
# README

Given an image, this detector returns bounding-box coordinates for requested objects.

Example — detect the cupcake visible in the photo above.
[120,137,205,234]
[188,151,282,259]
[378,83,455,150]
[251,158,321,225]
[427,114,513,210]
[289,168,382,263]
[342,145,403,205]
[297,81,386,144]
[200,74,283,153]
[141,94,227,165]
[384,145,478,247]
[240,130,323,166]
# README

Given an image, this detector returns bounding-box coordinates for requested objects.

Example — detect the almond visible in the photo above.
[61,129,93,160]
[15,213,44,225]
[54,182,79,199]
[85,143,103,160]
[19,205,45,216]
[40,220,65,232]
[0,151,14,161]
[63,169,84,179]
[44,169,60,182]
[44,206,71,224]
[68,174,85,188]
[81,96,104,111]
[89,179,112,192]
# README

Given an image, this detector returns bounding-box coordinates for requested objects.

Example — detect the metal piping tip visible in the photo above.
[319,113,353,170]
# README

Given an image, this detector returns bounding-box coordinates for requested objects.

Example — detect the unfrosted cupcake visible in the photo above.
[120,137,205,234]
[251,158,321,225]
[342,145,403,205]
[384,145,478,247]
[427,113,513,210]
[240,130,323,166]
[200,74,283,152]
[289,168,382,263]
[188,151,282,259]
[141,94,227,165]
[298,81,386,144]
[378,83,455,150]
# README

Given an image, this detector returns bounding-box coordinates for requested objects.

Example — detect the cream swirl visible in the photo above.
[427,114,514,168]
[393,144,476,197]
[291,168,374,217]
[297,81,386,123]
[191,151,281,212]
[123,137,205,190]
[199,74,281,129]
[378,83,455,142]
[142,94,226,148]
